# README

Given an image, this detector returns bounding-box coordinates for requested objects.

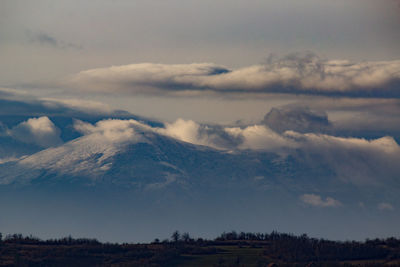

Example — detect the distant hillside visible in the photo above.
[0,231,400,266]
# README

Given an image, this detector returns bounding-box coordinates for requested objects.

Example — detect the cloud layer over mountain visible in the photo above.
[2,113,396,188]
[68,54,400,98]
[0,90,399,193]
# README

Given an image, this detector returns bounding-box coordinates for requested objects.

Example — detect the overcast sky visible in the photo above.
[1,0,399,123]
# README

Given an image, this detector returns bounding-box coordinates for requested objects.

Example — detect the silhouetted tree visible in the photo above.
[181,232,191,243]
[171,231,180,243]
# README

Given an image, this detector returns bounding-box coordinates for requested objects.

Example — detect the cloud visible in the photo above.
[160,119,205,145]
[0,87,35,101]
[9,117,62,148]
[224,125,295,150]
[0,157,19,164]
[300,194,341,207]
[262,107,331,134]
[68,63,230,95]
[73,119,145,144]
[41,98,113,115]
[285,132,400,185]
[378,202,395,211]
[68,53,400,98]
[26,30,83,50]
[274,98,400,140]
[0,87,130,118]
[28,32,58,47]
[151,118,293,151]
[157,119,243,150]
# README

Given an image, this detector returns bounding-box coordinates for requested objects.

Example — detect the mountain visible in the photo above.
[0,116,398,242]
[0,119,367,194]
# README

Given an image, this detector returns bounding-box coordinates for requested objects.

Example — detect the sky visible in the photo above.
[1,0,400,123]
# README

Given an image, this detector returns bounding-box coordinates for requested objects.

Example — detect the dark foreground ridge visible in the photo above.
[0,231,400,266]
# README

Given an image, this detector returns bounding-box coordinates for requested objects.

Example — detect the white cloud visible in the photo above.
[9,117,62,148]
[67,54,400,98]
[156,119,242,150]
[73,119,146,143]
[300,194,341,207]
[68,63,229,95]
[285,132,400,185]
[378,202,394,211]
[160,119,204,145]
[154,118,294,151]
[285,132,400,154]
[224,125,295,150]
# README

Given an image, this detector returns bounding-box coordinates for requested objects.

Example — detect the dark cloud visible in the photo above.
[29,32,58,47]
[26,30,83,50]
[262,107,331,134]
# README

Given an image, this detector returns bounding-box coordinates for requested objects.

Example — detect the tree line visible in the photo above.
[0,230,399,266]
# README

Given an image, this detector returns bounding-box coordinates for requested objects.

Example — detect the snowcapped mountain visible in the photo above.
[0,119,282,191]
[1,115,398,198]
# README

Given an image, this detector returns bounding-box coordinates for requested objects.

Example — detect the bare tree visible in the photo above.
[171,230,180,243]
[181,232,190,243]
